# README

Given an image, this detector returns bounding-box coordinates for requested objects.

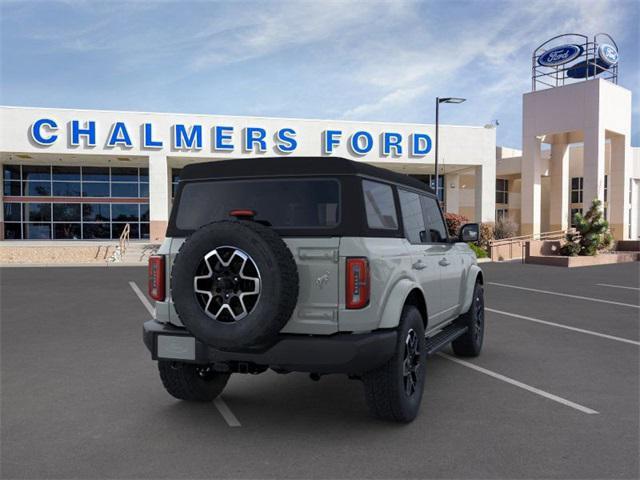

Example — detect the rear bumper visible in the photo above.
[143,320,396,375]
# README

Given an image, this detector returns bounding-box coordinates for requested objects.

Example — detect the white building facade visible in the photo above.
[0,106,496,242]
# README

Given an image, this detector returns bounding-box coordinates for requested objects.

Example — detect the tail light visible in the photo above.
[346,257,369,309]
[148,255,165,301]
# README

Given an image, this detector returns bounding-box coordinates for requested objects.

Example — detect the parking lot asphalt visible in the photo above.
[1,261,639,479]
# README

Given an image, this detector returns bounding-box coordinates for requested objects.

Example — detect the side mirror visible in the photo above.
[459,223,479,243]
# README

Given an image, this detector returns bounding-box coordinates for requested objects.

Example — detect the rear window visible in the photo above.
[174,178,340,231]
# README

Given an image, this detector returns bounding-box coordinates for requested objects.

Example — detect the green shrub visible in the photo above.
[560,199,613,256]
[468,242,488,258]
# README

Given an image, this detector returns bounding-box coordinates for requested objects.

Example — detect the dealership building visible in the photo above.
[0,107,499,242]
[0,34,638,243]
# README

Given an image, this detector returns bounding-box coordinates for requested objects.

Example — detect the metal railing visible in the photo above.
[119,223,131,257]
[489,228,574,262]
[490,229,570,247]
[107,223,131,263]
[531,33,618,91]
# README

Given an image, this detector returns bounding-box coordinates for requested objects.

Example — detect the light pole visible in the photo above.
[435,97,466,206]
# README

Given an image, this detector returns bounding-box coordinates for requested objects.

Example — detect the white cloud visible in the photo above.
[342,84,428,119]
[338,0,633,122]
[190,1,411,71]
[2,0,637,147]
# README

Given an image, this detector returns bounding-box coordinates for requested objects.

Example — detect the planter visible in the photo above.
[525,252,639,268]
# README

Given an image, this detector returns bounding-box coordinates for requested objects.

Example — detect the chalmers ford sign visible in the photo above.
[29,118,434,157]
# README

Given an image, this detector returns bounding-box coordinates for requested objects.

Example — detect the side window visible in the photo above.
[398,189,427,244]
[362,180,398,230]
[420,195,448,243]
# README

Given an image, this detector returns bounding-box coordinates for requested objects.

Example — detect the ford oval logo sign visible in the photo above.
[538,44,583,67]
[598,44,618,67]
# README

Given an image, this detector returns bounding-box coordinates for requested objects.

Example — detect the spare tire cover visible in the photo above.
[171,220,299,350]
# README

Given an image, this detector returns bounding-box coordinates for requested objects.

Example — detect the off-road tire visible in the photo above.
[451,281,484,357]
[158,361,230,402]
[362,305,426,423]
[171,220,298,350]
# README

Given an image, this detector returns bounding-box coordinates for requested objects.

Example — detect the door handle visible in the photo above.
[439,258,450,267]
[412,260,427,270]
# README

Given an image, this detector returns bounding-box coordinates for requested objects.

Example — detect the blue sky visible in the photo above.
[1,0,638,148]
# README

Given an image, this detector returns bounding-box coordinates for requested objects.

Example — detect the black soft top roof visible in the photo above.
[179,157,433,193]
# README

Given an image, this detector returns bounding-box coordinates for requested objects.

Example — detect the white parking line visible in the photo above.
[437,353,599,415]
[214,397,242,427]
[596,283,640,291]
[128,281,155,316]
[488,282,640,309]
[129,281,241,427]
[486,308,640,346]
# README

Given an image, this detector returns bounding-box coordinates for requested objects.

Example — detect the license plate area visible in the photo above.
[157,335,196,361]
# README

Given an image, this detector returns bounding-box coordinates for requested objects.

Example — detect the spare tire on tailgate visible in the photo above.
[171,220,299,350]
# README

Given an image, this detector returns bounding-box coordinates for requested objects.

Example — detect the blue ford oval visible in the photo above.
[538,44,583,67]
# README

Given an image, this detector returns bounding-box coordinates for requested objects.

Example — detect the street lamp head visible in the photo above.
[438,97,466,104]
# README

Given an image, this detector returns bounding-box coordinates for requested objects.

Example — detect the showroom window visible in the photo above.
[407,175,445,203]
[570,177,583,204]
[171,168,182,198]
[3,164,149,240]
[496,179,509,204]
[4,201,149,240]
[3,165,149,198]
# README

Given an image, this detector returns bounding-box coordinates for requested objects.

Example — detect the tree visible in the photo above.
[560,199,613,256]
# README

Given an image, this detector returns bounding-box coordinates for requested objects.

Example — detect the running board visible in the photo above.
[425,324,468,356]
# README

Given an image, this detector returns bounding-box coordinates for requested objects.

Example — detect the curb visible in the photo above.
[0,263,147,268]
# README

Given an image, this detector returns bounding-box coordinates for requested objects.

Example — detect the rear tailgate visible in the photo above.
[281,238,340,334]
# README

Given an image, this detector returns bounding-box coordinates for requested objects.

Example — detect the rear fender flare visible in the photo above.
[378,279,427,329]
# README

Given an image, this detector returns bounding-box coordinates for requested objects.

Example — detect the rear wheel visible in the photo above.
[158,361,230,402]
[451,281,484,357]
[362,305,426,422]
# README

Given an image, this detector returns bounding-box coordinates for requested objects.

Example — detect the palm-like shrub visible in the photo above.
[560,199,613,256]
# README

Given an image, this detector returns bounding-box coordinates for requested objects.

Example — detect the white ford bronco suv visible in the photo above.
[143,157,484,422]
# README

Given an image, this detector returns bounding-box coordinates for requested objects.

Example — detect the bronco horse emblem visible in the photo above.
[315,272,330,289]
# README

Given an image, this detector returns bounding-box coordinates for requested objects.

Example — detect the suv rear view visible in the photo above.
[143,157,484,422]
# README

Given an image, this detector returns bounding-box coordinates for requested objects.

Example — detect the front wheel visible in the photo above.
[451,281,484,357]
[158,361,230,402]
[362,305,426,422]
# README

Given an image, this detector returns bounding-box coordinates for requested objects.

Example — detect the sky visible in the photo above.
[1,0,638,148]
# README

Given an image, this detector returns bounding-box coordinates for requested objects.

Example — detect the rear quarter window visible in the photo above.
[362,180,398,230]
